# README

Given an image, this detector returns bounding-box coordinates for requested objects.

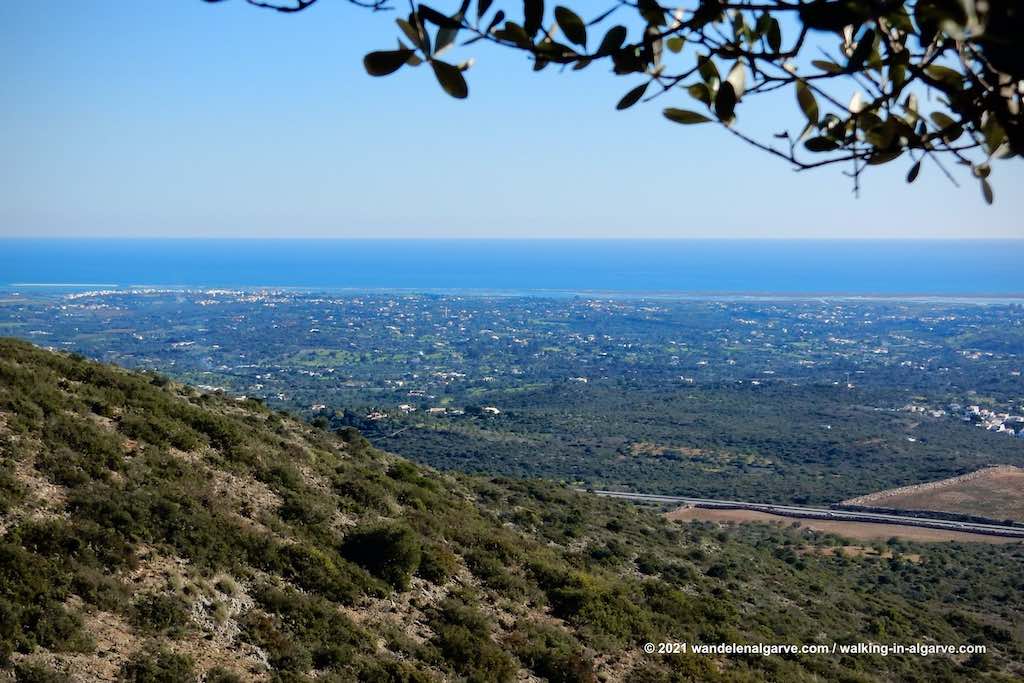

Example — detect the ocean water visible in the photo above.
[0,239,1020,296]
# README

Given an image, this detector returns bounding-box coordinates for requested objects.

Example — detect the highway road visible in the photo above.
[583,490,1024,539]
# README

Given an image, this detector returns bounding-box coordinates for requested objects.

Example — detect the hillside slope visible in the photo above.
[0,338,1022,682]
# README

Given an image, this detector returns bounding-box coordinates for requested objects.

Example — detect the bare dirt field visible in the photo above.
[841,465,1024,523]
[665,507,1022,544]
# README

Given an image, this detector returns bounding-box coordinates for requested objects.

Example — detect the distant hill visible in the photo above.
[1,338,1022,682]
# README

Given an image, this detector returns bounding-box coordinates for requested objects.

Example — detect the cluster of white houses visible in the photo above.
[903,403,1024,438]
[366,405,500,418]
[961,404,1024,437]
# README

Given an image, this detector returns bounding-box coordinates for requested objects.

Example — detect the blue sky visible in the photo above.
[1,1,1021,238]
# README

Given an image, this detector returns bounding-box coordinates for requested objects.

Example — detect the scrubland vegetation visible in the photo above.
[1,338,1022,681]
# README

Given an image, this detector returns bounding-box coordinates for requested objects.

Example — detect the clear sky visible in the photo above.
[1,0,1021,239]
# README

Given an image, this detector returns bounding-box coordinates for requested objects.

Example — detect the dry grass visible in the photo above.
[842,465,1024,523]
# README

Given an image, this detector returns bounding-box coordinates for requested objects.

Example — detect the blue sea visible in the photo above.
[0,239,1020,297]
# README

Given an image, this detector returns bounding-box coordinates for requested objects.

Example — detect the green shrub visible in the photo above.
[346,657,437,682]
[510,621,595,683]
[121,646,196,683]
[72,566,130,611]
[0,461,24,515]
[278,543,380,603]
[417,544,459,584]
[130,593,191,636]
[332,474,394,513]
[13,518,134,572]
[204,668,244,683]
[119,413,200,451]
[13,661,72,683]
[340,522,420,591]
[249,586,365,671]
[240,611,313,673]
[428,599,516,683]
[42,413,123,470]
[30,603,94,652]
[547,575,651,648]
[0,543,92,655]
[278,490,331,527]
[36,446,108,487]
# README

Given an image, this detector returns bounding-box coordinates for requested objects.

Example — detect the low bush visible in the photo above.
[428,598,516,683]
[339,522,421,591]
[120,646,196,683]
[12,661,72,683]
[510,621,595,683]
[130,593,191,637]
[417,543,459,584]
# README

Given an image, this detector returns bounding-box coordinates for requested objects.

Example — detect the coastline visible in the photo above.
[3,283,1023,304]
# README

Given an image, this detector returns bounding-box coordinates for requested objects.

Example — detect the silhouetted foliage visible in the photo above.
[212,0,1021,201]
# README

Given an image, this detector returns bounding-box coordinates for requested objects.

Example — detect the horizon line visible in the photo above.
[2,236,1022,241]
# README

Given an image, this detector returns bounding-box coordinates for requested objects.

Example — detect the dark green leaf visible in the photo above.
[554,6,586,47]
[523,0,544,37]
[804,137,840,152]
[906,160,921,183]
[596,25,627,56]
[436,27,460,55]
[477,0,493,21]
[485,10,505,33]
[925,65,962,88]
[930,111,963,142]
[697,56,719,85]
[616,82,649,110]
[930,112,955,129]
[867,149,902,165]
[890,63,907,92]
[767,18,781,52]
[435,6,466,56]
[396,19,422,48]
[364,49,415,77]
[495,21,532,46]
[663,108,712,124]
[981,116,1007,154]
[638,0,666,26]
[431,59,469,98]
[795,81,818,125]
[687,83,711,106]
[714,81,737,121]
[419,4,461,29]
[811,60,842,73]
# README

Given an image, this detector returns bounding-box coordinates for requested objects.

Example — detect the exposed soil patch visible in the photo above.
[841,465,1024,523]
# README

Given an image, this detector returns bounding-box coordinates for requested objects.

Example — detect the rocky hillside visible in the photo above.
[0,338,1022,682]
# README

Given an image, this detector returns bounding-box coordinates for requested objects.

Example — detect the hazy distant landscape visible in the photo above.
[4,286,1022,505]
